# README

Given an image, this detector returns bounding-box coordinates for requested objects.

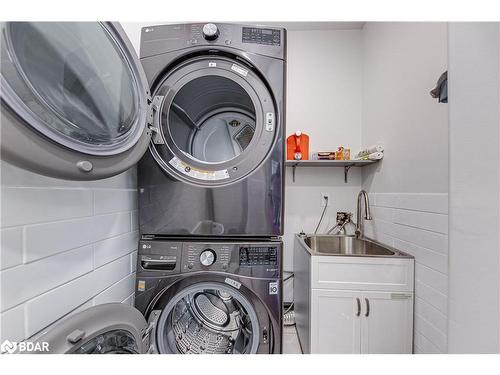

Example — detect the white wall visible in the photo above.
[121,22,147,54]
[286,29,362,154]
[361,23,448,194]
[361,22,449,353]
[284,29,363,301]
[0,162,138,343]
[447,22,500,353]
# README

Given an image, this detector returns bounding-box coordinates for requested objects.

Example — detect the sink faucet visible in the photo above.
[355,190,372,238]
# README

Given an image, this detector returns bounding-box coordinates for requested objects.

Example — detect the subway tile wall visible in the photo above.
[0,161,138,342]
[363,193,448,354]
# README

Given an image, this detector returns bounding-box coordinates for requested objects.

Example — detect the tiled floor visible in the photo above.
[283,325,303,354]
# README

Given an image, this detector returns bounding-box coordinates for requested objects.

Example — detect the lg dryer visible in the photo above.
[137,23,286,237]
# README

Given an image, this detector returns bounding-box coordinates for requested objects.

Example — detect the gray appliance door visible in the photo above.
[148,55,278,187]
[0,22,152,180]
[29,303,150,354]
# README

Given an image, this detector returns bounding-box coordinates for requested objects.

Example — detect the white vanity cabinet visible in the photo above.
[310,289,413,353]
[294,235,415,354]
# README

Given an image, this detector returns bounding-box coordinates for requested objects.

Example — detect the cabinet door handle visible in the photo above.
[365,298,370,317]
[356,298,361,316]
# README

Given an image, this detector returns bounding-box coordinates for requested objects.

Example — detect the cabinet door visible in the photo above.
[310,289,361,353]
[360,291,413,354]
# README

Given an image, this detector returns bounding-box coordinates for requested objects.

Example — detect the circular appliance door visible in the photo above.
[154,282,261,354]
[30,303,148,354]
[0,22,152,180]
[149,55,277,187]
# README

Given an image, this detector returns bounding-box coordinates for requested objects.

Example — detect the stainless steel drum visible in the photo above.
[156,283,260,354]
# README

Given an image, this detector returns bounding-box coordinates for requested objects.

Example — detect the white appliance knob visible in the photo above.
[202,23,219,40]
[200,249,216,266]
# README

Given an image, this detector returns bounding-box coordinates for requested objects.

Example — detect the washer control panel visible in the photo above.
[139,239,282,278]
[239,246,278,266]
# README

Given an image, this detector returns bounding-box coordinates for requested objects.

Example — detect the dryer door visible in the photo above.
[149,55,278,187]
[29,303,150,354]
[0,22,153,180]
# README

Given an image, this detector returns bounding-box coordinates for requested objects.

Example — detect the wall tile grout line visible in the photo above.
[16,230,138,266]
[415,313,448,350]
[0,267,95,314]
[415,312,448,338]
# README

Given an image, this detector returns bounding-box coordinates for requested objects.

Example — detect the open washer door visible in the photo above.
[28,303,156,354]
[0,22,155,180]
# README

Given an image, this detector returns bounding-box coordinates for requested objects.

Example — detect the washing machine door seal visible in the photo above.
[27,303,154,354]
[0,22,155,180]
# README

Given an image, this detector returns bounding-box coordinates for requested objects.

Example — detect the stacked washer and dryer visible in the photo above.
[0,22,286,354]
[134,23,286,354]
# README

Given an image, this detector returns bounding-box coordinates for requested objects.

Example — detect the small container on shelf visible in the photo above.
[286,131,310,160]
[314,151,336,160]
[335,146,344,160]
[343,148,351,160]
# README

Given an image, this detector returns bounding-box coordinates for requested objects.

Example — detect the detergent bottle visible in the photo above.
[286,131,309,160]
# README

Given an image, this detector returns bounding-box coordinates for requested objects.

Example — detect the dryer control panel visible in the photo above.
[242,27,281,46]
[140,23,286,61]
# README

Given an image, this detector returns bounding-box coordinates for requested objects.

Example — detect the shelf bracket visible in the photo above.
[344,165,353,183]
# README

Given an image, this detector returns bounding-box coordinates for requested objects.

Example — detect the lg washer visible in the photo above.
[28,239,282,354]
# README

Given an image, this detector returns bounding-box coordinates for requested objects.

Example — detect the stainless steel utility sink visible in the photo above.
[301,235,408,257]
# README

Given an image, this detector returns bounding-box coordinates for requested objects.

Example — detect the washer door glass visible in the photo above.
[73,329,141,354]
[1,22,150,156]
[29,303,148,354]
[156,283,260,354]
